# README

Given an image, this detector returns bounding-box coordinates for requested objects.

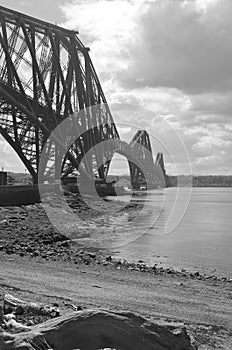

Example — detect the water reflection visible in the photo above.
[112,187,232,277]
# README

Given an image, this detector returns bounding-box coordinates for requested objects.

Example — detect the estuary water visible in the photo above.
[111,187,232,278]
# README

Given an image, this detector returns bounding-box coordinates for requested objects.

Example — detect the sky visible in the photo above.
[0,0,232,175]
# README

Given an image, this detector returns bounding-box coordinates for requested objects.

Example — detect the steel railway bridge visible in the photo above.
[0,6,168,190]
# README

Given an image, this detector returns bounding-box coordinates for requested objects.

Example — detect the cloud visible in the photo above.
[62,0,232,95]
[191,92,232,116]
[61,0,141,83]
[0,0,66,24]
[119,0,232,94]
[0,136,25,172]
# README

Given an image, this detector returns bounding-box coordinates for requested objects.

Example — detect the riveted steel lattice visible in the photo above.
[0,5,119,183]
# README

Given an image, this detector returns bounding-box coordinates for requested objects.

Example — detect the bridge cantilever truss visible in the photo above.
[0,5,119,183]
[0,6,168,189]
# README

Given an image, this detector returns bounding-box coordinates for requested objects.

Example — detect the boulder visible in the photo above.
[0,309,197,350]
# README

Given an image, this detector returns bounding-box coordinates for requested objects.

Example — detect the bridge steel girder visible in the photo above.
[0,5,119,183]
[129,130,155,189]
[155,152,169,188]
[129,130,167,189]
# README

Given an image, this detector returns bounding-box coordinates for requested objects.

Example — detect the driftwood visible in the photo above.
[4,294,59,318]
[0,309,197,350]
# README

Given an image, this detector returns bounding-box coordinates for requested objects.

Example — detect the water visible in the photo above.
[111,187,232,278]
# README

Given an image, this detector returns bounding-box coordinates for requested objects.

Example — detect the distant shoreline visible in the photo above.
[173,184,232,187]
[168,175,232,187]
[5,172,232,188]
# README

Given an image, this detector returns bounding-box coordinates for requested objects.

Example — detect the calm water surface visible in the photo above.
[112,187,232,277]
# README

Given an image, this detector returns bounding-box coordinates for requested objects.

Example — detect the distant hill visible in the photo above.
[169,175,232,187]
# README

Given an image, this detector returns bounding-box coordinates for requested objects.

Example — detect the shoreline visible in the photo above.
[0,198,232,282]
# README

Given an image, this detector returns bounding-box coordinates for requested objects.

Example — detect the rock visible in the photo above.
[87,252,96,259]
[4,313,16,322]
[0,290,4,324]
[5,247,14,255]
[0,309,197,350]
[26,247,33,253]
[4,318,31,333]
[15,306,25,316]
[205,275,215,280]
[221,277,228,282]
[0,219,9,225]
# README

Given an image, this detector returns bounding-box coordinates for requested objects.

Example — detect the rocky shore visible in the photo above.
[0,201,231,284]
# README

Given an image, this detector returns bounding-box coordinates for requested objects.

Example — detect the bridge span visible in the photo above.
[0,6,168,190]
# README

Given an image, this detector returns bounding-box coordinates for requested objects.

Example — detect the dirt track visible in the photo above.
[1,253,232,349]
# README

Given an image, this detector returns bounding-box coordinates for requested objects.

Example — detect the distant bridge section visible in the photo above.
[128,131,168,189]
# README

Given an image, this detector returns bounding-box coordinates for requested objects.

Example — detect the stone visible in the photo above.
[4,318,31,333]
[0,290,4,324]
[0,309,197,350]
[87,252,96,259]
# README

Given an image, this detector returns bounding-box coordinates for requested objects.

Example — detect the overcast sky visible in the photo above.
[0,0,231,175]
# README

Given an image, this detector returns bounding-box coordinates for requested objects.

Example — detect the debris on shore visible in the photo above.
[0,292,60,333]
